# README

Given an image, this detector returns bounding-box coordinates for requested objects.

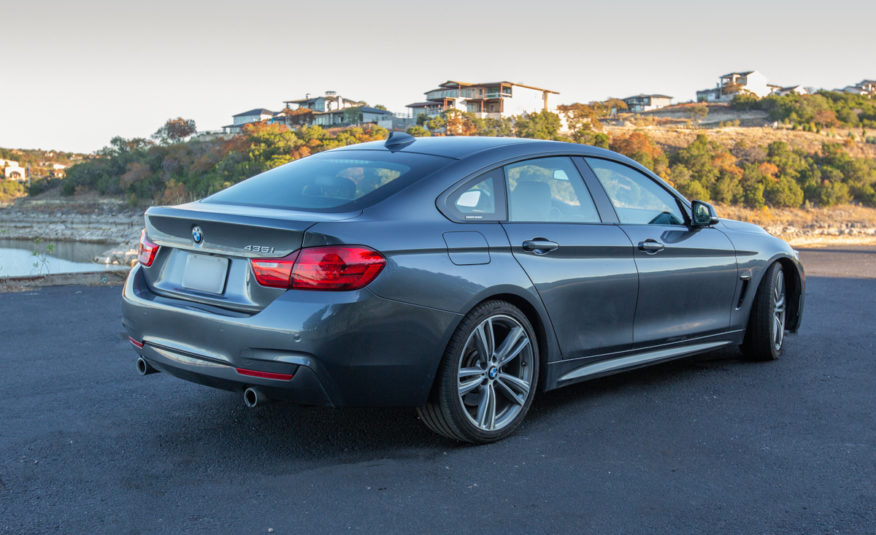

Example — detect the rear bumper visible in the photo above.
[122,265,461,407]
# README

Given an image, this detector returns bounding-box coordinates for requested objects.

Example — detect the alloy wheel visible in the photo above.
[456,314,535,432]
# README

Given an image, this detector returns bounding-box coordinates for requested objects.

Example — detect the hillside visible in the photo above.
[606,123,876,160]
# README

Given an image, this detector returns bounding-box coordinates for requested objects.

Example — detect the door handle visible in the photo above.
[638,239,665,254]
[522,238,559,255]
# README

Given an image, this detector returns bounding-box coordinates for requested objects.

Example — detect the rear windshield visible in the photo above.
[203,150,451,212]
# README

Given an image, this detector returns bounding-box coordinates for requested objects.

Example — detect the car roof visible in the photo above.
[333,136,627,160]
[332,136,678,198]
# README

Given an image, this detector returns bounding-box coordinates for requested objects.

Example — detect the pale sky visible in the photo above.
[2,0,874,153]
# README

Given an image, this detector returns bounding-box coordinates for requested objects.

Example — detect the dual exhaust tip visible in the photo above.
[136,357,269,408]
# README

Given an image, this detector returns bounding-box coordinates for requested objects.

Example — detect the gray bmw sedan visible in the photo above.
[122,134,804,443]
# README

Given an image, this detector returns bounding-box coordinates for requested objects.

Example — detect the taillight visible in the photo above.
[250,246,385,291]
[292,246,386,290]
[250,251,300,288]
[138,229,159,266]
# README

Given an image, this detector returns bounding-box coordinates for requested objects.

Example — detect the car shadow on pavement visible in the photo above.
[136,347,747,463]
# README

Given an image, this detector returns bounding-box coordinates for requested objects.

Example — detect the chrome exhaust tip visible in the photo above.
[136,357,158,376]
[243,387,268,408]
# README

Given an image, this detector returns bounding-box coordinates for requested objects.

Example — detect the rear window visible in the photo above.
[203,150,450,212]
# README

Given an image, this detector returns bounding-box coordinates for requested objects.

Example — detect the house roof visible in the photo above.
[624,94,672,100]
[406,101,443,108]
[720,71,755,77]
[232,108,274,117]
[434,80,559,94]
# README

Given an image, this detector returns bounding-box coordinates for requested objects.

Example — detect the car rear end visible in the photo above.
[121,149,460,407]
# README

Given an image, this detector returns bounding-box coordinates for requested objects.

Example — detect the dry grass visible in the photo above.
[716,204,876,246]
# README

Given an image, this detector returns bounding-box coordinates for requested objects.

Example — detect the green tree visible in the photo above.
[406,126,431,137]
[514,111,562,140]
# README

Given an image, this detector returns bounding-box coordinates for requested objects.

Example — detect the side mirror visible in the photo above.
[691,200,719,227]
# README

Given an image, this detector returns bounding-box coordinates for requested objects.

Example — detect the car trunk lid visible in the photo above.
[141,202,360,312]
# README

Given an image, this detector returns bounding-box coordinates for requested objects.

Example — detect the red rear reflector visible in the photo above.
[235,368,294,381]
[250,251,300,288]
[292,246,385,291]
[250,246,385,291]
[138,229,159,267]
[129,336,144,348]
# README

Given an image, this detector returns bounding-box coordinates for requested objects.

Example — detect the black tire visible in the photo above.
[417,300,539,444]
[742,262,787,361]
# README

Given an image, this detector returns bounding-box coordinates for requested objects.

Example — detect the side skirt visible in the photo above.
[545,330,745,390]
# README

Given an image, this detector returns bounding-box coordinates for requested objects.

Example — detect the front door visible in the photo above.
[500,156,638,358]
[583,157,738,345]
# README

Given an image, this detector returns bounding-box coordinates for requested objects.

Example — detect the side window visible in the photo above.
[505,157,600,223]
[444,168,504,221]
[585,158,685,225]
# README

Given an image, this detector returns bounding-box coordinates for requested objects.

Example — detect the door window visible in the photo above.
[586,158,685,225]
[505,157,600,223]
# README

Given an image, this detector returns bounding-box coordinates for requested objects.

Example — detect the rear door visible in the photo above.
[582,157,738,344]
[499,156,638,358]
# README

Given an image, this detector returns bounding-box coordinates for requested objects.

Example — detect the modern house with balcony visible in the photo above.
[696,71,778,102]
[406,80,559,119]
[623,94,673,113]
[282,91,365,113]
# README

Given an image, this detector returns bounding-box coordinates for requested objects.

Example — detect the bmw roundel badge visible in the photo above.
[192,225,203,244]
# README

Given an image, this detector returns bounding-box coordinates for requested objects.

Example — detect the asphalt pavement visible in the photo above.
[1,247,874,534]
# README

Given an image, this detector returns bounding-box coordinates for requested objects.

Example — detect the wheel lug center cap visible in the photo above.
[487,366,498,380]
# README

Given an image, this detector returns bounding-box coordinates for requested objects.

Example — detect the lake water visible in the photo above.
[0,239,129,277]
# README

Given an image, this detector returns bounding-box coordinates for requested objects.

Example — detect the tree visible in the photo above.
[690,103,709,122]
[514,111,562,140]
[406,126,431,137]
[153,118,197,144]
[443,109,478,136]
[610,132,667,172]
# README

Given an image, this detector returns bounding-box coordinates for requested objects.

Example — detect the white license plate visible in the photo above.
[182,253,229,294]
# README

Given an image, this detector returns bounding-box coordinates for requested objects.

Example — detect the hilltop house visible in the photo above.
[222,108,275,134]
[276,91,392,129]
[406,80,559,119]
[51,163,67,178]
[623,94,673,113]
[841,80,876,96]
[283,91,364,113]
[696,71,779,102]
[772,85,808,96]
[221,91,393,133]
[0,159,27,181]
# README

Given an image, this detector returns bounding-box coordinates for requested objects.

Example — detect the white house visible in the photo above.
[841,80,876,97]
[0,159,27,182]
[222,108,275,134]
[51,163,67,178]
[407,80,559,119]
[623,94,673,113]
[771,85,808,96]
[696,71,777,102]
[283,91,365,113]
